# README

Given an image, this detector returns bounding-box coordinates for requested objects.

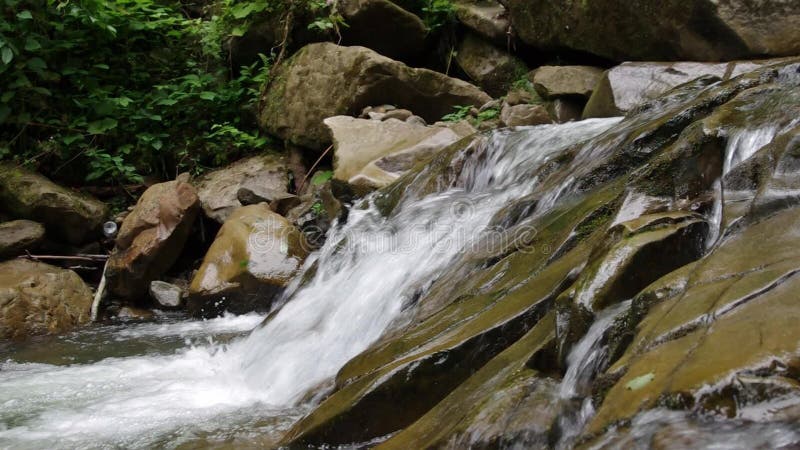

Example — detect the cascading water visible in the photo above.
[556,300,632,449]
[0,118,622,449]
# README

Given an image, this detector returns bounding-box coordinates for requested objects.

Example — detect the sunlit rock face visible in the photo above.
[187,204,308,318]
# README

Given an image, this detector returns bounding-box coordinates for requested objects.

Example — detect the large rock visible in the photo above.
[0,164,108,244]
[454,0,510,44]
[506,0,800,61]
[0,259,93,340]
[187,204,308,317]
[0,220,45,259]
[339,0,426,62]
[259,43,491,150]
[106,175,200,301]
[583,60,768,118]
[195,154,289,223]
[529,65,604,99]
[455,33,527,96]
[324,116,462,189]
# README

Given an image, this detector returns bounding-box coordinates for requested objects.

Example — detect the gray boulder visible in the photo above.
[0,220,45,259]
[260,43,491,151]
[455,33,527,96]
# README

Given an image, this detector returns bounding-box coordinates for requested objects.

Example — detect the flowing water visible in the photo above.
[0,119,622,449]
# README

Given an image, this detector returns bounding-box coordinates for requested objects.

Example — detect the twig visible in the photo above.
[20,252,109,262]
[297,144,334,195]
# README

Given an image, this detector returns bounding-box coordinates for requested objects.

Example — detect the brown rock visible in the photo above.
[0,259,93,340]
[106,175,200,301]
[0,220,45,259]
[500,103,553,127]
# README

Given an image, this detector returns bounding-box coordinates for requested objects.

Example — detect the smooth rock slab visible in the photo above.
[325,116,462,189]
[529,65,604,99]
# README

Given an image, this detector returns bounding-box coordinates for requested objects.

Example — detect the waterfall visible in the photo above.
[556,300,632,449]
[0,119,622,449]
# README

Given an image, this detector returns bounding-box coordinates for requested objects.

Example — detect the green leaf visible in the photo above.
[1,91,14,102]
[625,373,655,391]
[199,91,216,101]
[24,37,41,51]
[26,57,47,70]
[0,105,10,123]
[87,117,118,134]
[16,10,32,20]
[230,3,254,19]
[311,170,334,186]
[1,47,13,65]
[61,134,84,145]
[31,87,51,96]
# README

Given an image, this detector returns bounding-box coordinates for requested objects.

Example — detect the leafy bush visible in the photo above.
[0,0,273,184]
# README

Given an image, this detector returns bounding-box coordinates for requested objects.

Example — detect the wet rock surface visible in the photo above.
[187,204,308,317]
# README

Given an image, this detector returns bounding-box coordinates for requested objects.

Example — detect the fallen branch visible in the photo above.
[19,252,109,263]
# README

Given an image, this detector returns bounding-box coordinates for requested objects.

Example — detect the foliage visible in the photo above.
[0,0,274,185]
[307,0,346,33]
[441,105,473,122]
[310,169,333,186]
[421,0,455,31]
[476,107,499,123]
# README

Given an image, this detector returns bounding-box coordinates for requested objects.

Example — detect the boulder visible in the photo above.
[455,33,527,96]
[324,116,461,189]
[454,0,509,44]
[196,154,289,223]
[149,280,184,309]
[506,0,800,61]
[0,259,93,340]
[106,175,200,301]
[0,220,45,259]
[339,0,427,62]
[546,98,584,123]
[187,204,308,317]
[259,43,491,151]
[529,65,604,99]
[0,164,108,244]
[583,60,768,118]
[500,103,552,127]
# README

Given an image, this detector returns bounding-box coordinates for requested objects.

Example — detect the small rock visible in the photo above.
[270,194,302,217]
[455,33,528,96]
[505,85,543,106]
[454,0,510,44]
[116,306,155,321]
[149,281,184,309]
[368,112,387,121]
[383,109,414,121]
[406,115,427,126]
[0,220,45,259]
[500,103,553,127]
[479,99,502,112]
[529,65,604,99]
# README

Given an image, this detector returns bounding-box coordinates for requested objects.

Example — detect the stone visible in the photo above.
[325,116,461,188]
[0,220,45,259]
[196,154,289,223]
[187,204,308,317]
[505,85,542,106]
[339,0,427,62]
[500,103,552,127]
[454,0,510,44]
[529,65,604,99]
[455,33,527,97]
[106,175,200,301]
[0,164,108,244]
[506,0,800,61]
[260,43,491,151]
[149,280,184,308]
[0,259,93,340]
[405,115,427,126]
[116,306,156,321]
[583,60,768,118]
[382,108,413,121]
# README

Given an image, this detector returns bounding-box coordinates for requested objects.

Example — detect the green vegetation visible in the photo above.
[441,104,473,122]
[0,0,274,184]
[421,0,455,31]
[310,169,333,186]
